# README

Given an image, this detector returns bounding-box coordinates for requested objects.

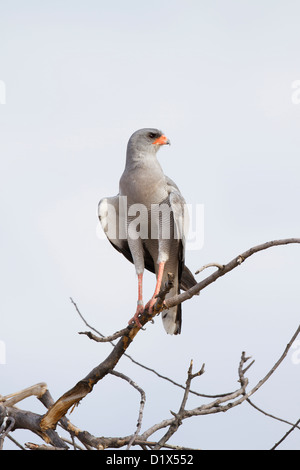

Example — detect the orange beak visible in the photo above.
[152,134,170,146]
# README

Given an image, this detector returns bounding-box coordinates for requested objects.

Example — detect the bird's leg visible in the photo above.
[145,261,166,315]
[128,273,144,328]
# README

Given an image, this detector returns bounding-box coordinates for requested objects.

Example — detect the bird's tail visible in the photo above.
[180,265,198,291]
[161,277,181,335]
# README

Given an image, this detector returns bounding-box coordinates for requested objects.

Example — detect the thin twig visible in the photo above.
[238,352,255,388]
[1,383,48,407]
[79,328,129,342]
[270,418,300,450]
[164,238,300,309]
[72,298,236,400]
[195,262,225,275]
[153,360,205,449]
[247,399,300,430]
[142,325,300,445]
[247,324,300,399]
[70,297,105,338]
[6,434,26,450]
[0,417,15,450]
[45,239,299,442]
[25,442,67,450]
[109,370,146,450]
[60,436,85,450]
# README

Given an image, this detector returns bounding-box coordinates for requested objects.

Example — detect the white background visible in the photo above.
[1,0,300,450]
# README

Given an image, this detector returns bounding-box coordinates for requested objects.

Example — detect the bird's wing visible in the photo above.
[165,177,198,292]
[155,176,188,334]
[166,176,188,260]
[98,195,132,264]
[98,195,156,273]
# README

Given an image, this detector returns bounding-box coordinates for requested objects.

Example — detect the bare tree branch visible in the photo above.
[1,323,299,450]
[164,238,300,309]
[246,324,300,399]
[73,298,235,400]
[153,360,205,450]
[25,442,67,450]
[246,399,300,431]
[39,238,300,433]
[141,324,300,445]
[39,274,175,432]
[109,370,146,450]
[0,403,68,449]
[79,328,129,342]
[271,418,300,450]
[195,262,225,274]
[2,238,299,449]
[0,383,48,407]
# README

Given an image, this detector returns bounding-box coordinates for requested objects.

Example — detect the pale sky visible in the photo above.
[1,0,300,450]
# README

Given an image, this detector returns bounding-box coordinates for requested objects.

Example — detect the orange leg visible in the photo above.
[128,273,144,328]
[145,261,165,315]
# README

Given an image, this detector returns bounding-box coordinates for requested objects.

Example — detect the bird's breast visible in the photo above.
[119,170,168,208]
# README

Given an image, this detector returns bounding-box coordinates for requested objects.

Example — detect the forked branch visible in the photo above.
[38,238,299,433]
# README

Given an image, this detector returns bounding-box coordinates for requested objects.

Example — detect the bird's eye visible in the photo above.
[148,132,157,139]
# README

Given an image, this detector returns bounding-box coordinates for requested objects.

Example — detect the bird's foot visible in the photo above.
[128,303,144,328]
[144,296,157,316]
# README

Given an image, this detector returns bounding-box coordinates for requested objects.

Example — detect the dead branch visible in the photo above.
[0,383,48,407]
[140,324,300,444]
[271,418,300,450]
[152,360,205,450]
[195,262,225,274]
[246,324,300,399]
[246,398,300,431]
[164,238,300,309]
[0,403,68,449]
[39,326,135,431]
[75,238,300,400]
[109,370,146,450]
[2,238,299,449]
[38,238,300,433]
[79,328,129,342]
[1,324,299,450]
[74,299,236,400]
[25,442,67,450]
[39,274,175,432]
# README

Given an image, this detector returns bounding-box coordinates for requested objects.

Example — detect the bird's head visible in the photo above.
[127,128,171,157]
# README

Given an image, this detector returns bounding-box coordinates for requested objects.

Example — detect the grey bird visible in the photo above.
[98,128,197,334]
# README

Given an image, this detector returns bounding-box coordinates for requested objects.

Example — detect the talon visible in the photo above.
[145,297,157,316]
[128,303,144,328]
